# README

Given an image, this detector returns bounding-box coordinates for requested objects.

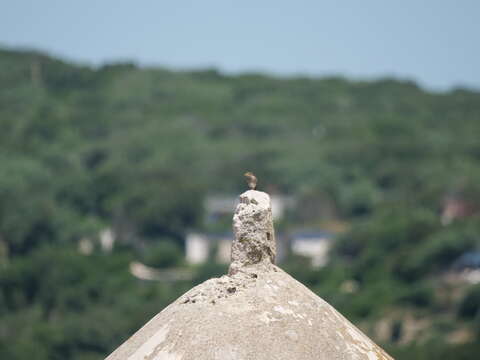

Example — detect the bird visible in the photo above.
[244,172,258,190]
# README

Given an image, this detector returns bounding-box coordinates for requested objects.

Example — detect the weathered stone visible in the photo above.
[229,190,275,275]
[105,190,393,360]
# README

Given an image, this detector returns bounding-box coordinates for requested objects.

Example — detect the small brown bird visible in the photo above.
[244,171,258,190]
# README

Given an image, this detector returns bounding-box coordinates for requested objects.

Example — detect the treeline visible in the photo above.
[1,48,480,359]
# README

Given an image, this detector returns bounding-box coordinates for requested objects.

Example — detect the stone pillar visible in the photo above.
[229,190,276,275]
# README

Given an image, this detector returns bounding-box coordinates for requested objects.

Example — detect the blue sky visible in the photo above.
[1,1,479,90]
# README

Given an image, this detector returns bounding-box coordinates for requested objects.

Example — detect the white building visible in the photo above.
[289,231,333,267]
[185,230,334,267]
[185,232,233,264]
[188,194,334,267]
[204,194,294,221]
[185,233,211,264]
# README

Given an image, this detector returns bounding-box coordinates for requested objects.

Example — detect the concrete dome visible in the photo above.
[106,190,393,360]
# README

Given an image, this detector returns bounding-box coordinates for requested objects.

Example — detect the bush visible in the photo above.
[142,240,183,268]
[397,283,434,308]
[458,285,480,319]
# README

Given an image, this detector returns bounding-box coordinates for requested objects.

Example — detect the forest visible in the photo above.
[0,47,480,359]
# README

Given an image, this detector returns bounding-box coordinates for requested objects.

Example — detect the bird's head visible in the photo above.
[244,171,254,178]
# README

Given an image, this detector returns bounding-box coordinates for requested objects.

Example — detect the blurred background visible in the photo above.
[1,1,480,359]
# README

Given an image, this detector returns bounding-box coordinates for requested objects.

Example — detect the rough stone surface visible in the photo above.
[105,190,393,360]
[229,190,275,275]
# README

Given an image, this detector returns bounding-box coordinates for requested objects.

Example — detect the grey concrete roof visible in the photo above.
[105,190,393,360]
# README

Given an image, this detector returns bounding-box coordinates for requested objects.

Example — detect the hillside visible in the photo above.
[1,48,480,359]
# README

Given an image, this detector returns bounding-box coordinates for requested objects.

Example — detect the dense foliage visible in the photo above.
[1,48,480,359]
